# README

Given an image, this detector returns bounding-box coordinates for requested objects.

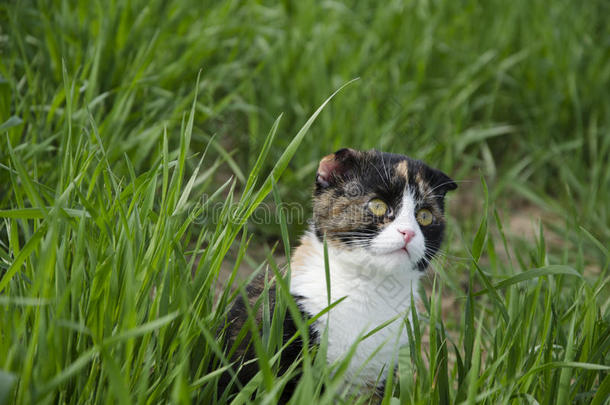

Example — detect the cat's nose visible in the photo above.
[397,228,416,245]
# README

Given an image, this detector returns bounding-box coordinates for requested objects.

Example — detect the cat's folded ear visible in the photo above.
[427,167,458,196]
[316,148,359,189]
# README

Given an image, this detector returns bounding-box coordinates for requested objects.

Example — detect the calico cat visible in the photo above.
[218,148,456,399]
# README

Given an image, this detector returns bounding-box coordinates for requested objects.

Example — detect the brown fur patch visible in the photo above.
[291,235,319,271]
[395,160,409,180]
[313,191,376,246]
[415,171,430,196]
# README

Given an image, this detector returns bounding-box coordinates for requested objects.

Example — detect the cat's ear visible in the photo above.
[316,148,358,188]
[427,167,457,196]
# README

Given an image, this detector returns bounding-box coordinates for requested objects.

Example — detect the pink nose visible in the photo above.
[398,228,415,245]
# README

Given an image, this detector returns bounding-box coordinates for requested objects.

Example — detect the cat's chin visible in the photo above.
[378,249,422,272]
[332,245,422,276]
[365,243,421,263]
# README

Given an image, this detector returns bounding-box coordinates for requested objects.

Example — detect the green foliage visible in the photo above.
[1,0,609,404]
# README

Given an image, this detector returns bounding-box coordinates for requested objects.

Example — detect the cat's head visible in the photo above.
[312,148,457,272]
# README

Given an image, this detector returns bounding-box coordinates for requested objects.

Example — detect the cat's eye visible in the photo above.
[367,198,388,216]
[416,209,434,226]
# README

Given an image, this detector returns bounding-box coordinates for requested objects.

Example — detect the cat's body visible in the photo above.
[218,148,456,399]
[290,231,420,386]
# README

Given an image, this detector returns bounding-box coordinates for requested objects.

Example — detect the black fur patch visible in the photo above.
[216,276,317,402]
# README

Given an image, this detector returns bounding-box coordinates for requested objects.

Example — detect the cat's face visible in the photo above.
[312,148,457,272]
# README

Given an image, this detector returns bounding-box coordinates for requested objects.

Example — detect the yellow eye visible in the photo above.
[416,209,434,226]
[368,198,388,216]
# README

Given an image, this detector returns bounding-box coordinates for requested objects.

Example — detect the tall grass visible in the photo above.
[1,0,609,404]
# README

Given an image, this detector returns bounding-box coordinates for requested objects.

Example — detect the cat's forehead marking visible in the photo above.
[394,160,409,180]
[415,171,430,198]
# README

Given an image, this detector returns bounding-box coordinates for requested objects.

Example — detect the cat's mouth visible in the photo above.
[401,246,411,258]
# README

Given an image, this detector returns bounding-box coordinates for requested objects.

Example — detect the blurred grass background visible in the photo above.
[2,0,609,239]
[0,0,609,404]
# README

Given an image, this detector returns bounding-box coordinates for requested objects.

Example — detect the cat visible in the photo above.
[217,148,457,400]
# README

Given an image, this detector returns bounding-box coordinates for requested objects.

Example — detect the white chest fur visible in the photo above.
[290,232,421,386]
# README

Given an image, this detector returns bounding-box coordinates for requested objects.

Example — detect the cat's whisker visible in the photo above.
[424,179,472,197]
[436,253,470,262]
[328,236,375,241]
[427,248,470,261]
[329,230,375,234]
[421,193,446,200]
[380,156,392,188]
[341,238,373,243]
[336,238,375,242]
[328,231,377,236]
[331,235,373,239]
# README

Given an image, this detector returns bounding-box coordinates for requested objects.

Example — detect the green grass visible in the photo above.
[1,0,609,404]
